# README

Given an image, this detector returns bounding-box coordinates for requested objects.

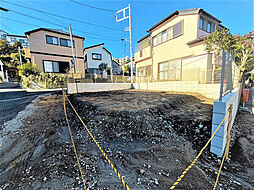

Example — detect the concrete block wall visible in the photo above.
[133,81,221,99]
[67,83,132,94]
[210,87,240,157]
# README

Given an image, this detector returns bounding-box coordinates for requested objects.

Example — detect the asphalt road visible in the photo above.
[0,91,42,126]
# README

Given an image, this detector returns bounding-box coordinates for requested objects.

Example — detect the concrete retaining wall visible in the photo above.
[133,81,221,99]
[67,83,132,94]
[210,87,240,157]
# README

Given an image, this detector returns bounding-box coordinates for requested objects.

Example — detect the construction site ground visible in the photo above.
[0,90,253,190]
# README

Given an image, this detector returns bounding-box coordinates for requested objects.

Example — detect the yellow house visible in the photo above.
[135,8,226,84]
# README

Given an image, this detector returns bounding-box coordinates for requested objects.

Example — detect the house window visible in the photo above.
[11,38,16,42]
[199,17,204,30]
[162,30,167,42]
[60,38,75,47]
[92,53,102,60]
[152,36,157,46]
[140,49,143,57]
[207,21,211,33]
[157,33,162,44]
[159,59,181,81]
[199,16,215,33]
[168,59,181,80]
[167,27,173,40]
[46,35,58,45]
[137,65,151,77]
[211,23,215,33]
[43,61,69,73]
[173,21,183,38]
[159,62,169,80]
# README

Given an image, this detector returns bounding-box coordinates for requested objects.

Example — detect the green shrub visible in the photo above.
[17,62,39,77]
[20,72,66,89]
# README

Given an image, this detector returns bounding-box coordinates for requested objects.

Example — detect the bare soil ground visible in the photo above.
[0,90,253,190]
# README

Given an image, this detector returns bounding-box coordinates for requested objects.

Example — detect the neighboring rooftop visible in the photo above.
[7,34,26,38]
[84,43,112,55]
[147,8,221,33]
[84,43,104,51]
[137,8,223,43]
[24,28,85,39]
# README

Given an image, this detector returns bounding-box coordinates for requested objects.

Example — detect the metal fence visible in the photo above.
[68,73,133,83]
[135,53,240,98]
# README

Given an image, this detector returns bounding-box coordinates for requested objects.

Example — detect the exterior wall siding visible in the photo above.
[26,30,84,74]
[85,46,112,69]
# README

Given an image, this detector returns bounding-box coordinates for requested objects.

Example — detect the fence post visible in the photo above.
[219,52,226,101]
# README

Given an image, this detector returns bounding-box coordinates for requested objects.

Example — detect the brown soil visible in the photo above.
[0,90,253,190]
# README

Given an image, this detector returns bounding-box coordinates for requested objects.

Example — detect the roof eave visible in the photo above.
[25,28,85,39]
[146,10,179,33]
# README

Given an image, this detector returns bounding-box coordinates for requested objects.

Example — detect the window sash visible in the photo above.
[53,61,59,72]
[162,31,167,42]
[153,36,157,46]
[167,27,173,40]
[92,53,102,60]
[173,21,183,38]
[211,23,215,32]
[60,38,75,47]
[44,61,54,72]
[199,17,204,29]
[46,35,58,45]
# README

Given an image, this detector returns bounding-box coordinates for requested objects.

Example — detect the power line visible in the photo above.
[1,0,121,31]
[1,22,17,34]
[16,0,67,26]
[0,16,40,27]
[70,0,115,13]
[8,8,69,30]
[1,16,121,41]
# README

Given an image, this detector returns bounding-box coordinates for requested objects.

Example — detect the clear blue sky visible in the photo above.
[0,0,253,58]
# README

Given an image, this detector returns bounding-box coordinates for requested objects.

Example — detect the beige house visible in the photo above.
[135,8,226,83]
[25,28,84,75]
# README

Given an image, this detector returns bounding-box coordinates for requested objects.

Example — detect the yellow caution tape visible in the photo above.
[62,88,87,190]
[65,94,130,190]
[169,106,231,190]
[213,104,233,190]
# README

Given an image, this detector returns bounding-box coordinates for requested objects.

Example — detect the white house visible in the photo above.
[6,34,29,48]
[84,43,113,77]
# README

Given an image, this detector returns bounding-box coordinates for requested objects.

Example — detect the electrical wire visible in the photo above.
[16,0,67,26]
[1,0,120,31]
[0,16,120,41]
[70,0,115,13]
[0,16,40,27]
[1,22,17,34]
[0,16,121,42]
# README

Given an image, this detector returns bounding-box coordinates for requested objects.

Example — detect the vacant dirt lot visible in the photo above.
[0,90,253,190]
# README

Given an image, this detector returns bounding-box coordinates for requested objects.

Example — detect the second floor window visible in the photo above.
[46,35,58,45]
[60,38,75,47]
[152,20,183,47]
[92,53,102,60]
[199,16,215,33]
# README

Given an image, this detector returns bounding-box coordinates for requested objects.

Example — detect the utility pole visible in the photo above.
[116,4,134,83]
[18,46,23,66]
[128,3,134,83]
[69,24,76,73]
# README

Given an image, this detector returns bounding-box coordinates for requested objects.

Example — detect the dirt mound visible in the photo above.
[0,91,253,189]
